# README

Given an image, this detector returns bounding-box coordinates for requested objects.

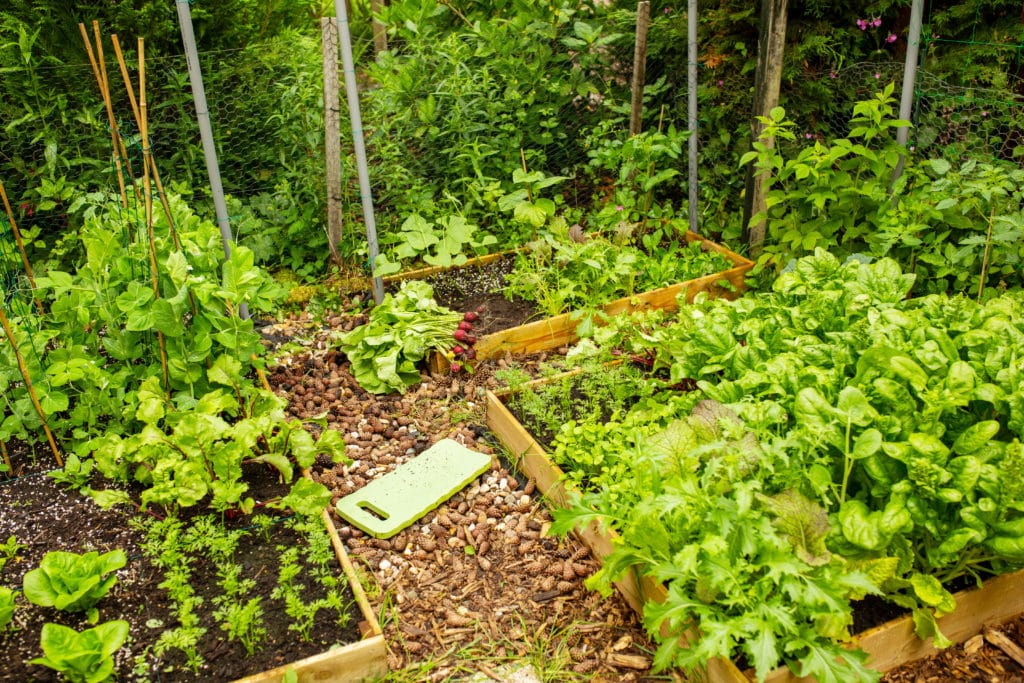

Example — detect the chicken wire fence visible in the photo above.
[2,14,1024,283]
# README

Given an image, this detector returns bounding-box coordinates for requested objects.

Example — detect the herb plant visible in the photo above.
[504,224,731,317]
[30,620,130,683]
[23,549,126,624]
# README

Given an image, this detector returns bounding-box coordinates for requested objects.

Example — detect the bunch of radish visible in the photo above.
[450,308,483,373]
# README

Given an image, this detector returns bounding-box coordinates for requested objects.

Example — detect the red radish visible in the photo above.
[453,345,465,356]
[465,348,477,360]
[450,361,463,373]
[458,320,473,332]
[465,334,477,345]
[463,311,479,323]
[476,305,485,314]
[454,329,470,342]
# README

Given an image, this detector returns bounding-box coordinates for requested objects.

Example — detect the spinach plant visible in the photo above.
[23,549,126,624]
[539,251,1024,680]
[30,620,129,683]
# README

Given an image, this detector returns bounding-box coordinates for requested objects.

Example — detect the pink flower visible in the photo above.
[616,205,623,211]
[871,16,882,27]
[982,111,988,117]
[856,18,867,30]
[886,33,897,43]
[664,7,670,14]
[717,79,723,86]
[874,72,881,79]
[830,71,837,79]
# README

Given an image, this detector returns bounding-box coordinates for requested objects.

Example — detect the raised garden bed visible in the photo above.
[388,232,753,374]
[0,468,387,682]
[485,380,1024,682]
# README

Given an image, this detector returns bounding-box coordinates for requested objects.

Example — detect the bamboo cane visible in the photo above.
[111,34,201,330]
[0,180,44,315]
[0,307,62,468]
[79,23,131,209]
[137,38,170,395]
[110,34,182,252]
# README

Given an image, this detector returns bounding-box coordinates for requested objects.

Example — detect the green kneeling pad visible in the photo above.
[334,438,492,539]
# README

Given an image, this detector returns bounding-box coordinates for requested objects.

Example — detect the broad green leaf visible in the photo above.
[514,201,548,228]
[852,428,883,460]
[152,299,183,337]
[208,354,243,388]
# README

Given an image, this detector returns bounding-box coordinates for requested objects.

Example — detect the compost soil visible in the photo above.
[0,466,363,681]
[392,254,543,336]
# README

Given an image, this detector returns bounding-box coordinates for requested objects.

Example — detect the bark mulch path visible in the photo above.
[265,309,670,682]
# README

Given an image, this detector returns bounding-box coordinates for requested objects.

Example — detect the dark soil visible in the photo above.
[405,254,543,336]
[0,467,363,682]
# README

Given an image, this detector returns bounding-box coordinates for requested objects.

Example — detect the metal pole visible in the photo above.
[687,0,699,235]
[175,0,248,318]
[334,0,384,304]
[892,0,925,184]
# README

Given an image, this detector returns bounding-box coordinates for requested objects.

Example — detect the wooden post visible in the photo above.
[741,0,789,257]
[629,1,651,136]
[322,17,343,266]
[371,0,388,55]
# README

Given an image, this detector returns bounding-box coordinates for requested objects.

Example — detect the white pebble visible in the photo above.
[379,559,392,571]
[499,478,508,490]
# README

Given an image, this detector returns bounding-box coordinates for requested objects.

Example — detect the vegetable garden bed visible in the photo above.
[0,467,387,682]
[483,251,1024,682]
[412,231,753,374]
[485,381,1024,682]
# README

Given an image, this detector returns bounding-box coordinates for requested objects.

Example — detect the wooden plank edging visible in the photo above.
[232,634,388,683]
[485,386,1024,683]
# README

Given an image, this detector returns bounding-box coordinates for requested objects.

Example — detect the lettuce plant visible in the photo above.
[0,586,15,632]
[23,549,126,624]
[30,620,129,683]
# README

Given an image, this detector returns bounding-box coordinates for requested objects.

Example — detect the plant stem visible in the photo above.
[977,207,995,304]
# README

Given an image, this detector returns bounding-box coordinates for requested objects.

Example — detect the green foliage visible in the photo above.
[30,620,130,683]
[336,280,464,393]
[744,87,1024,296]
[367,0,610,238]
[0,586,15,632]
[374,212,498,276]
[23,549,127,624]
[537,251,1024,679]
[585,124,690,225]
[504,225,731,317]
